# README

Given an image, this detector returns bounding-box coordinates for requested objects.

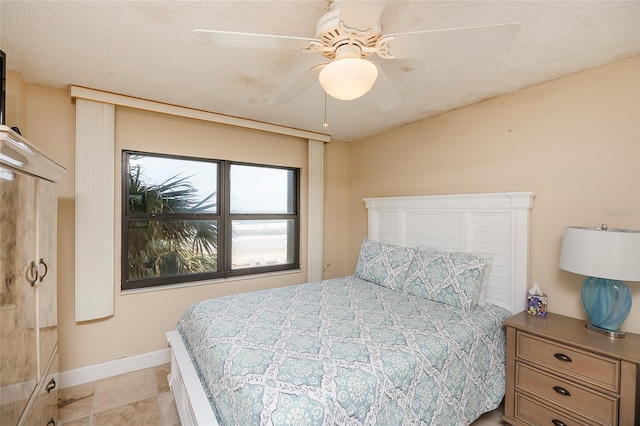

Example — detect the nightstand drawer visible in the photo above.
[515,392,593,426]
[516,363,618,425]
[517,332,620,392]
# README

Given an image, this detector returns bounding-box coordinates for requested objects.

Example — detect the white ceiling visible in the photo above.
[1,1,639,141]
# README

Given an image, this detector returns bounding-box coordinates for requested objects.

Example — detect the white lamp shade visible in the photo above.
[559,226,640,282]
[319,58,378,101]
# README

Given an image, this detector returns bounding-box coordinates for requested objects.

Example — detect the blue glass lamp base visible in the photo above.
[581,276,631,338]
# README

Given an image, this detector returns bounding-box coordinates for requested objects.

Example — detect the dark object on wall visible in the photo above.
[11,127,21,135]
[0,50,5,126]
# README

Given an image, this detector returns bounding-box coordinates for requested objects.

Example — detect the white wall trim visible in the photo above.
[75,99,115,321]
[58,348,171,389]
[70,86,331,143]
[307,139,325,282]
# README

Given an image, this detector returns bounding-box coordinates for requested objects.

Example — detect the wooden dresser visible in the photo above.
[502,311,640,426]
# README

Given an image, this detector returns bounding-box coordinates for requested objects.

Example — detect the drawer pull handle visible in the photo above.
[551,420,567,426]
[553,353,572,363]
[46,417,55,426]
[553,385,571,397]
[45,378,56,393]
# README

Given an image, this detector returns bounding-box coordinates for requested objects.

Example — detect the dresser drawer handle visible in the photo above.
[551,420,567,426]
[553,385,571,397]
[553,353,572,363]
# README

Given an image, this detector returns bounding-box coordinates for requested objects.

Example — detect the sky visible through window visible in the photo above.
[230,164,291,214]
[129,156,290,213]
[129,155,217,210]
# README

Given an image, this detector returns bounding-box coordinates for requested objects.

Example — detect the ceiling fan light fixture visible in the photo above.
[319,57,378,101]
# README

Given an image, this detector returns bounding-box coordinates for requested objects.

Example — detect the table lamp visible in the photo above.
[559,225,640,338]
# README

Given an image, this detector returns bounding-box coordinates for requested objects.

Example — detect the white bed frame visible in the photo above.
[166,191,535,425]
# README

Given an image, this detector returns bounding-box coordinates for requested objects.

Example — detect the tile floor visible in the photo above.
[58,364,504,425]
[58,364,179,426]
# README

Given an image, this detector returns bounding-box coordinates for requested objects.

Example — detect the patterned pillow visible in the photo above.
[354,239,415,292]
[474,254,494,307]
[404,247,491,310]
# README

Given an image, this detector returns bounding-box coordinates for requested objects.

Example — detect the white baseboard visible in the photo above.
[58,348,171,389]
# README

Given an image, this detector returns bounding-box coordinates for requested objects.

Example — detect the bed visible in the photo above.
[166,192,534,425]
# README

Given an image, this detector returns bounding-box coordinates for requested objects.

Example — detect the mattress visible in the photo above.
[176,276,511,425]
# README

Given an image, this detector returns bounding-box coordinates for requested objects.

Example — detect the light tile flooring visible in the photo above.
[58,364,179,426]
[58,364,504,425]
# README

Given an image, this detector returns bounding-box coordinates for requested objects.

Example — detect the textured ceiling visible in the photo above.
[1,1,639,141]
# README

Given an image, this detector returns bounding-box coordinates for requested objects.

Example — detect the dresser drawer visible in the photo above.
[514,392,595,426]
[516,332,620,393]
[515,363,618,425]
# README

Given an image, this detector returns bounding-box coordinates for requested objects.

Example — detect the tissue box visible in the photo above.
[527,294,548,316]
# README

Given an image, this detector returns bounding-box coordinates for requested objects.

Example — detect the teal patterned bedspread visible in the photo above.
[176,276,511,425]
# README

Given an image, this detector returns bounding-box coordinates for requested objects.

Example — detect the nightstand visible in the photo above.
[502,311,640,426]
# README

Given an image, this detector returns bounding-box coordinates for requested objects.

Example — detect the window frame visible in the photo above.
[121,150,300,290]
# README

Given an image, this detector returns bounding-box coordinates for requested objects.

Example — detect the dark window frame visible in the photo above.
[121,150,300,290]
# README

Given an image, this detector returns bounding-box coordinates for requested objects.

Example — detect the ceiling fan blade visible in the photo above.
[379,23,521,59]
[338,0,386,32]
[193,29,321,51]
[366,64,404,112]
[270,63,327,105]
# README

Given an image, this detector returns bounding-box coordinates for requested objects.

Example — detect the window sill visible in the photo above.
[120,268,305,296]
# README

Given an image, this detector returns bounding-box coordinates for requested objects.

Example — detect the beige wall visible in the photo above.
[346,56,640,333]
[6,73,319,372]
[5,72,28,133]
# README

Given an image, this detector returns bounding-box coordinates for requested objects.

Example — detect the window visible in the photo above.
[122,151,300,290]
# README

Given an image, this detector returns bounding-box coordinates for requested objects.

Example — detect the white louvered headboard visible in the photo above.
[364,192,534,314]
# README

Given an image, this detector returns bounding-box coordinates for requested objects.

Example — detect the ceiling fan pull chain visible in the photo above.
[323,91,329,130]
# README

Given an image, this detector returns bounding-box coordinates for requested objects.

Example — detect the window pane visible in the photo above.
[127,219,218,279]
[230,165,295,214]
[231,220,295,269]
[127,154,217,214]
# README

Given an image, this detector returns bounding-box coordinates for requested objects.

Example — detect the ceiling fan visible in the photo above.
[193,0,520,112]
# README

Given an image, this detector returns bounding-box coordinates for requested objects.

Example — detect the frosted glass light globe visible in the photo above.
[319,57,378,101]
